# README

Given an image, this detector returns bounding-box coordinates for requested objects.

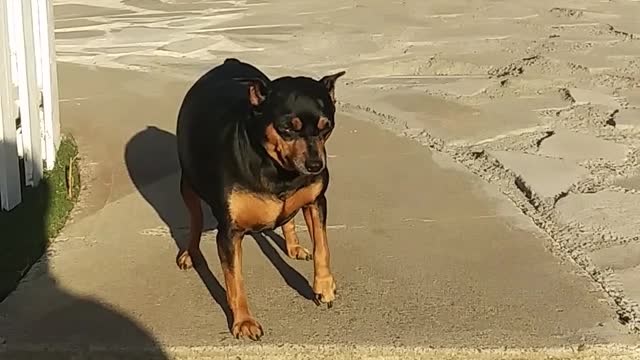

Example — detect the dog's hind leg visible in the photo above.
[177,175,203,270]
[281,218,312,261]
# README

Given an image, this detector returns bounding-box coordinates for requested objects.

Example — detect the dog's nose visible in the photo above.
[305,159,324,173]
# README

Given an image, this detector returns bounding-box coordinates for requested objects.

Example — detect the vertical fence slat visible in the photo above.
[12,0,43,187]
[30,0,45,170]
[1,0,58,211]
[0,0,22,211]
[36,0,60,171]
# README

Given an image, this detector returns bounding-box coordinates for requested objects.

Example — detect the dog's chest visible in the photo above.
[228,181,322,231]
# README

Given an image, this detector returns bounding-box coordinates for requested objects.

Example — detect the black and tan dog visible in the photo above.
[176,58,345,340]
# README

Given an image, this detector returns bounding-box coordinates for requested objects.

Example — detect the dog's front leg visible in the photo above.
[282,217,313,261]
[216,226,263,340]
[303,195,336,308]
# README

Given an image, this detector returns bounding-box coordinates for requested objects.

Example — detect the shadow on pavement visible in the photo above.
[252,232,315,300]
[0,139,169,359]
[123,126,315,328]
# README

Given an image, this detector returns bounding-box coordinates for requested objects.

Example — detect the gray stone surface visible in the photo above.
[620,89,640,108]
[490,151,588,199]
[340,88,559,143]
[569,88,621,109]
[591,243,640,271]
[615,108,640,128]
[589,242,640,331]
[538,130,629,163]
[617,267,640,309]
[614,173,640,191]
[556,191,640,239]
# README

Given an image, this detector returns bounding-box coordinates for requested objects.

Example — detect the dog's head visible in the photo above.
[239,71,346,175]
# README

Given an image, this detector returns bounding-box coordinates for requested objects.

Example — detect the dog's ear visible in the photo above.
[234,77,269,106]
[320,71,346,104]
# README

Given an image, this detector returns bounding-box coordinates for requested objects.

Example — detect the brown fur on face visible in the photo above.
[317,117,329,131]
[317,117,333,141]
[291,117,303,131]
[264,123,322,173]
[311,137,327,163]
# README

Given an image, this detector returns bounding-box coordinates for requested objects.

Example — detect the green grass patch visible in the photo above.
[0,136,80,301]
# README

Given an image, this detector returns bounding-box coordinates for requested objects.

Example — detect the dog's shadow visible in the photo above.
[124,126,314,328]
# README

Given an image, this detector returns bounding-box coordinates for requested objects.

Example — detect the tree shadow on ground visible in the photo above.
[0,140,170,359]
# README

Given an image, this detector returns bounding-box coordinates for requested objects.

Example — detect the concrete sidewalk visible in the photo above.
[0,62,633,357]
[2,0,640,357]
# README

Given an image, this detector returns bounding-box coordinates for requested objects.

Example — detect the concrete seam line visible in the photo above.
[2,344,640,359]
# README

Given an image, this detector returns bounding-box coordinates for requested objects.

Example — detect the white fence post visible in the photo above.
[11,0,43,187]
[0,0,22,211]
[1,0,59,211]
[35,0,60,171]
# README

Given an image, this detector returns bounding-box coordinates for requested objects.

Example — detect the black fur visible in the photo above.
[176,58,338,230]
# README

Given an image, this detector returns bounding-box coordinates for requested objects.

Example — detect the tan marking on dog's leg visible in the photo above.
[177,177,203,270]
[282,218,312,261]
[218,230,263,340]
[304,196,336,307]
[303,205,315,240]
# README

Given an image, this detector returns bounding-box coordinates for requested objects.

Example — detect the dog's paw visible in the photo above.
[313,275,336,308]
[287,245,312,261]
[176,250,202,270]
[176,251,193,270]
[232,317,264,341]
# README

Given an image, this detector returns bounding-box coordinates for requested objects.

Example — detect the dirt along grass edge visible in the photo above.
[0,135,81,301]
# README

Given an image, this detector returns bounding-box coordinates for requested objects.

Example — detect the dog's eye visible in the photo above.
[278,122,295,136]
[317,117,332,137]
[280,115,302,134]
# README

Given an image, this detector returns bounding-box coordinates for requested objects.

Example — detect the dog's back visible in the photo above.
[176,58,270,199]
[177,58,269,125]
[197,58,269,88]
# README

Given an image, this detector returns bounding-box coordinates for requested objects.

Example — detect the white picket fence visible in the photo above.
[0,0,60,211]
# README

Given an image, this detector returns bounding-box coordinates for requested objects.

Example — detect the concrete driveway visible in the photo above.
[2,0,640,358]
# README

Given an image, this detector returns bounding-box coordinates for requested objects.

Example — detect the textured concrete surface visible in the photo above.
[614,173,640,191]
[568,88,621,109]
[490,150,588,199]
[0,64,628,355]
[4,344,640,360]
[3,0,640,357]
[556,191,640,239]
[616,109,640,128]
[538,130,629,163]
[591,243,640,272]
